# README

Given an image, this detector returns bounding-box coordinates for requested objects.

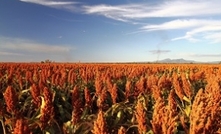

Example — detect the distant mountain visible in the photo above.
[155,58,220,63]
[155,58,195,63]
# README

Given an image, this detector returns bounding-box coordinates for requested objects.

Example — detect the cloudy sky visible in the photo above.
[1,0,221,62]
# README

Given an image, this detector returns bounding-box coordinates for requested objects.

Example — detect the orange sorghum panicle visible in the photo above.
[110,83,118,104]
[181,73,192,98]
[97,87,107,110]
[67,69,74,84]
[135,76,147,95]
[157,73,167,89]
[125,80,132,99]
[84,87,92,107]
[135,100,148,134]
[172,73,184,100]
[13,118,30,134]
[40,87,54,129]
[164,89,179,134]
[147,75,158,90]
[72,86,83,124]
[4,86,18,114]
[95,75,103,95]
[18,75,23,90]
[51,73,56,85]
[118,126,126,134]
[190,76,221,134]
[151,85,162,100]
[32,69,39,83]
[92,110,108,134]
[151,98,165,134]
[30,84,41,108]
[180,115,189,134]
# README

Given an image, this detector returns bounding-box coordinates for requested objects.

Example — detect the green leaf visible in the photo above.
[146,130,154,134]
[183,96,191,103]
[184,105,191,117]
[113,110,123,125]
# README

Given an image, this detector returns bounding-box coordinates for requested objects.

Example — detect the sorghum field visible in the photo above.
[0,63,220,134]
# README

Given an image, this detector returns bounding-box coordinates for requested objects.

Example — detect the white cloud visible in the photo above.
[172,35,200,43]
[20,0,76,6]
[149,50,171,54]
[16,0,221,44]
[83,4,139,22]
[82,0,221,44]
[171,22,221,43]
[138,19,221,43]
[19,0,79,12]
[20,0,221,20]
[0,36,74,62]
[83,1,221,21]
[141,19,221,31]
[0,51,24,56]
[0,36,71,54]
[204,32,221,44]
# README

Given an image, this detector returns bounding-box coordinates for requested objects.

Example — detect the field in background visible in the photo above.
[0,63,221,134]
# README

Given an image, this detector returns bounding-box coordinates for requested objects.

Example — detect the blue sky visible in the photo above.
[0,0,221,62]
